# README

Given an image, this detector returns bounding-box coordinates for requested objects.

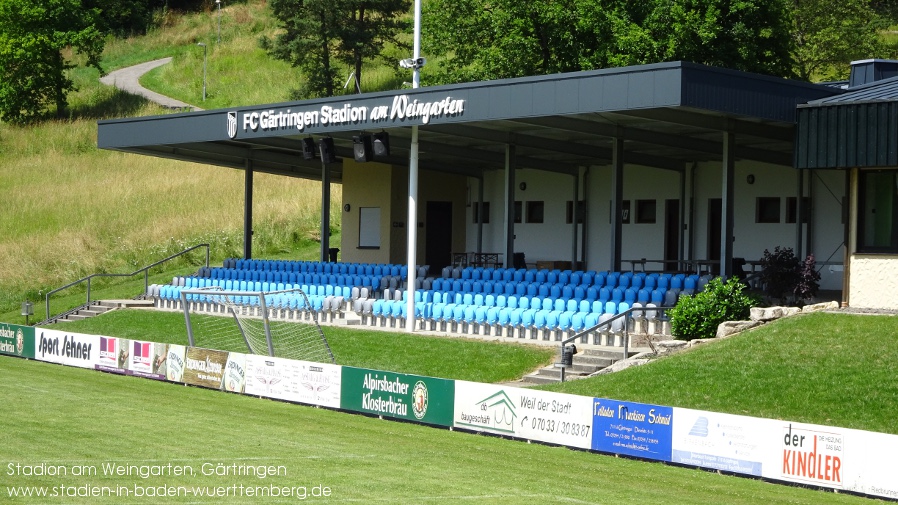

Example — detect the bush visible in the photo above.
[669,277,759,341]
[759,246,820,305]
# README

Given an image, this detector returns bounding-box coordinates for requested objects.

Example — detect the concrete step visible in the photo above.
[572,355,615,367]
[63,314,86,321]
[98,299,155,309]
[519,374,563,385]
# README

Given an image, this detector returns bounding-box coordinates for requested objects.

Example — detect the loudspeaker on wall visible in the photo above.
[353,134,373,162]
[319,137,337,163]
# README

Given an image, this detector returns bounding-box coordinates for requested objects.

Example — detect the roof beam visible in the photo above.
[511,116,792,166]
[377,134,578,175]
[613,108,795,142]
[426,124,684,172]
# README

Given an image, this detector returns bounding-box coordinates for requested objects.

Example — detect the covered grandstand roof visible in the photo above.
[98,61,837,182]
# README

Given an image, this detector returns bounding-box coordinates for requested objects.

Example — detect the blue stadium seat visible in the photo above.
[507,295,518,309]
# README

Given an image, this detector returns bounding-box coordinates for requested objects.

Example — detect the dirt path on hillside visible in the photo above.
[100,57,203,111]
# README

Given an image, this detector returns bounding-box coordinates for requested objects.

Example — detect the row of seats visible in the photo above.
[219,259,425,279]
[439,267,701,291]
[355,297,668,342]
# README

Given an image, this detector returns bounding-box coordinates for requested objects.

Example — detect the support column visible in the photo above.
[476,176,484,255]
[404,0,422,332]
[720,131,735,280]
[405,125,419,332]
[679,169,686,267]
[244,159,254,260]
[610,137,623,272]
[320,156,331,263]
[580,167,589,270]
[503,142,516,269]
[571,171,579,269]
[796,168,805,260]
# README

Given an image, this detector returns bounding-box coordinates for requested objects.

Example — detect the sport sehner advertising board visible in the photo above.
[34,329,100,369]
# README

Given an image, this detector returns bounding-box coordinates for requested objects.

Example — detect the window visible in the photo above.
[566,200,585,224]
[785,197,810,224]
[514,201,522,223]
[635,199,656,224]
[525,201,544,223]
[858,170,898,252]
[472,202,490,224]
[755,197,781,223]
[358,207,381,248]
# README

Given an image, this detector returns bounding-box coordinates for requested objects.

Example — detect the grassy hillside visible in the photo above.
[543,311,898,435]
[0,1,357,319]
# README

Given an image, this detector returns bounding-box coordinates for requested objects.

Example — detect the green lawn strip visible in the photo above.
[39,309,555,383]
[0,356,864,505]
[542,312,898,435]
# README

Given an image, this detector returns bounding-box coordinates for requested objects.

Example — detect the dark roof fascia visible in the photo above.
[677,64,839,123]
[98,61,838,152]
[801,74,898,106]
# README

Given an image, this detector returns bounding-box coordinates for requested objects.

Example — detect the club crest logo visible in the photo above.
[227,111,238,139]
[412,381,428,419]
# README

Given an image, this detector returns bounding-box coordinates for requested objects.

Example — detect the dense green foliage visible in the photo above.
[423,0,888,83]
[669,277,759,340]
[792,0,884,81]
[262,0,410,98]
[0,0,104,123]
[423,0,795,82]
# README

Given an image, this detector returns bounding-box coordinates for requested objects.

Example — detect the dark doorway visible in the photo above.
[707,198,722,273]
[664,199,680,271]
[425,201,452,271]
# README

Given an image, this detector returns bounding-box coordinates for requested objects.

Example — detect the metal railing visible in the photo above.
[557,305,674,381]
[43,244,210,324]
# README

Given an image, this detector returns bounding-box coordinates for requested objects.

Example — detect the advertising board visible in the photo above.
[454,381,594,449]
[341,367,454,427]
[591,398,673,461]
[0,323,34,359]
[244,355,341,408]
[34,329,100,369]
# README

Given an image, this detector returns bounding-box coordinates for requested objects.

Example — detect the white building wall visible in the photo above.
[849,255,898,309]
[464,160,846,291]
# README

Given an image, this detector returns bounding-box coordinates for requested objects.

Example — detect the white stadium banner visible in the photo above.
[671,408,775,476]
[221,352,246,393]
[34,329,100,369]
[244,355,341,409]
[453,381,594,449]
[165,344,187,383]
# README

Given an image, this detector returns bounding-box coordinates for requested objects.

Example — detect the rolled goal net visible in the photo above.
[179,287,335,364]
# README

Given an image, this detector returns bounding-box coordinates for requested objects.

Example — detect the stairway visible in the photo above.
[53,299,155,323]
[520,347,638,385]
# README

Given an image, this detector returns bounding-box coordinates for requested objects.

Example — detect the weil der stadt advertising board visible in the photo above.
[453,381,594,449]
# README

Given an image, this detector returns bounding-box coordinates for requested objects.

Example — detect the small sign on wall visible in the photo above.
[609,200,630,224]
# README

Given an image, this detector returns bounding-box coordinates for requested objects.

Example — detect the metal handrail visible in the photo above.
[44,243,210,323]
[558,305,675,381]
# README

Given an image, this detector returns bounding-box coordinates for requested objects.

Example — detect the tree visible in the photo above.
[84,0,155,37]
[423,0,582,83]
[791,0,884,81]
[424,0,796,84]
[263,0,410,99]
[262,0,342,98]
[0,0,104,124]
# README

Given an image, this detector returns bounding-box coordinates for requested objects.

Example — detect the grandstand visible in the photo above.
[151,258,701,354]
